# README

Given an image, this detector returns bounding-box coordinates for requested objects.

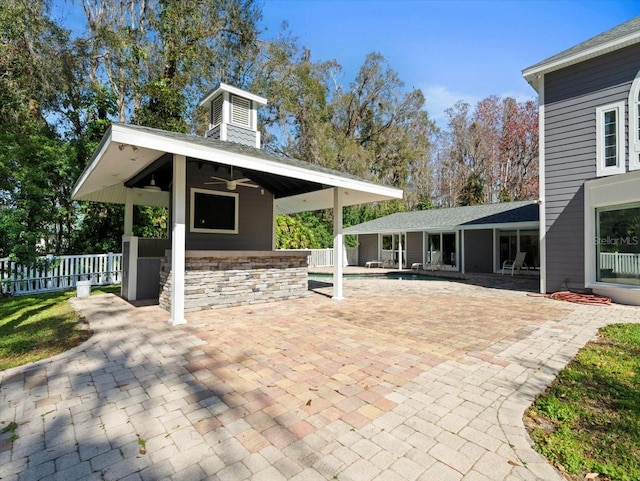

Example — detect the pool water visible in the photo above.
[308,272,441,281]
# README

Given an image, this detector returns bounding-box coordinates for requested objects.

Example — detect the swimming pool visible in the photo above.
[308,272,442,281]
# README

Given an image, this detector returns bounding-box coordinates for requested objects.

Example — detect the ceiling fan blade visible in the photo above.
[238,182,259,188]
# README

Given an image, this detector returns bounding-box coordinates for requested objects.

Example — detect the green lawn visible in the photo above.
[525,323,640,481]
[0,285,119,371]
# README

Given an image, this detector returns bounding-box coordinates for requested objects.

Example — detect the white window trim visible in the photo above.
[595,101,626,177]
[628,73,640,171]
[190,188,239,234]
[584,170,640,290]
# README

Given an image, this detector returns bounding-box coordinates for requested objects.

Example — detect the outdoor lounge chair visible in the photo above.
[502,252,528,275]
[365,260,383,268]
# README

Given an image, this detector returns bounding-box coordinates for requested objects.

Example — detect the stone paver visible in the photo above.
[1,275,638,481]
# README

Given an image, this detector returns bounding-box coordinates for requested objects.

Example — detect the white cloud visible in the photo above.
[420,85,537,129]
[421,85,480,129]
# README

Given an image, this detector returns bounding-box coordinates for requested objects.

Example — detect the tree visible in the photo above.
[0,0,85,261]
[275,215,323,249]
[256,47,435,230]
[82,0,262,128]
[499,98,538,200]
[434,96,538,207]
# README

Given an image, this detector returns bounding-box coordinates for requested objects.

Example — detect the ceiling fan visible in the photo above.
[204,166,258,190]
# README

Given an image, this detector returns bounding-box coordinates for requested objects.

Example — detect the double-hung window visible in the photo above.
[596,101,625,177]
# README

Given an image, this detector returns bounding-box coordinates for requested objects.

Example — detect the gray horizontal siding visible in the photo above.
[546,44,640,102]
[185,162,274,251]
[464,230,493,273]
[546,177,593,189]
[546,83,632,113]
[545,189,586,292]
[358,234,378,266]
[543,42,640,292]
[406,232,423,266]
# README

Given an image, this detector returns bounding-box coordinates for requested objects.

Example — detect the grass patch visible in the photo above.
[525,323,640,481]
[0,285,120,371]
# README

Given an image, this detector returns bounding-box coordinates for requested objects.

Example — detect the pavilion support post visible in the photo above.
[461,229,466,274]
[332,187,344,300]
[122,188,137,300]
[170,154,187,326]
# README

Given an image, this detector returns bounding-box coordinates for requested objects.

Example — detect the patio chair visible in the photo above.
[425,251,442,271]
[502,252,528,275]
[365,260,383,268]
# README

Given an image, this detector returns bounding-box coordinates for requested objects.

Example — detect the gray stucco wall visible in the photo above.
[357,234,378,266]
[138,238,171,258]
[406,232,423,266]
[185,162,274,250]
[121,241,130,299]
[464,230,494,273]
[544,43,640,292]
[136,257,161,300]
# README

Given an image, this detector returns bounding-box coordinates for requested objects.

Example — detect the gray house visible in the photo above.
[344,201,539,274]
[523,16,640,305]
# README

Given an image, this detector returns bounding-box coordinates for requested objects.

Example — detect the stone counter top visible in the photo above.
[164,250,311,258]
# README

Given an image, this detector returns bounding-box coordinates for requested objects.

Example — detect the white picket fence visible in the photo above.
[0,253,122,296]
[280,248,358,267]
[600,252,640,274]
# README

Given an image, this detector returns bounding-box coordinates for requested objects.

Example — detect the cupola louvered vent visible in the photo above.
[231,95,251,127]
[211,95,223,127]
[199,83,267,147]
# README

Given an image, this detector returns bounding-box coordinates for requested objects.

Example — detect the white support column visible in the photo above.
[122,188,136,299]
[170,154,187,325]
[398,233,404,269]
[493,229,497,273]
[461,229,466,274]
[332,187,344,300]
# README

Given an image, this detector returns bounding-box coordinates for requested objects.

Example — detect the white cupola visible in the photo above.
[198,83,267,148]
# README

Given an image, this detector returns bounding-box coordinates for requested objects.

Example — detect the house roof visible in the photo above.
[72,123,403,214]
[523,16,640,92]
[198,83,267,108]
[343,201,539,234]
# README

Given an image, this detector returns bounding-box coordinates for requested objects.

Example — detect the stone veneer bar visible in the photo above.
[159,250,310,312]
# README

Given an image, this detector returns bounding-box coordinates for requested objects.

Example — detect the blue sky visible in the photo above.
[259,0,640,125]
[53,0,640,126]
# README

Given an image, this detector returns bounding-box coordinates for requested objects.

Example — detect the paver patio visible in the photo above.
[1,277,638,481]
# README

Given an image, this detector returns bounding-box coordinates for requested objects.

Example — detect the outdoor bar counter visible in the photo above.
[159,250,310,312]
